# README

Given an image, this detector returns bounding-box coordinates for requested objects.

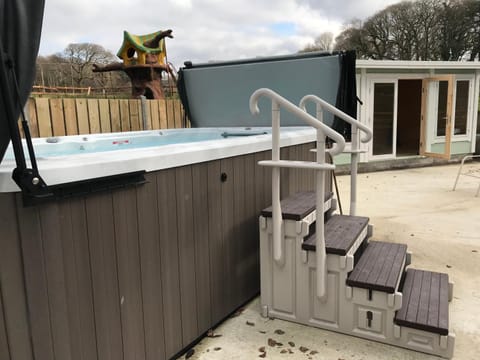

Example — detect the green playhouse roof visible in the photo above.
[117,30,165,58]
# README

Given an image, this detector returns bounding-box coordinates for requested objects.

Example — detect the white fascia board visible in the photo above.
[357,60,480,71]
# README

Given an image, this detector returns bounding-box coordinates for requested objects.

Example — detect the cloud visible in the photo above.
[38,0,399,68]
[297,0,402,22]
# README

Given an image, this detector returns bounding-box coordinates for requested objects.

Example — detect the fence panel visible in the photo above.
[20,97,189,139]
[50,98,66,136]
[35,98,52,137]
[110,100,121,133]
[87,99,101,134]
[63,99,78,135]
[76,99,90,135]
[98,99,111,133]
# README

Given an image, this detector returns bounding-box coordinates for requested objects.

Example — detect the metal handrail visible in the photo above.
[250,88,345,300]
[300,95,373,216]
[452,154,480,197]
[250,88,346,156]
[299,95,372,142]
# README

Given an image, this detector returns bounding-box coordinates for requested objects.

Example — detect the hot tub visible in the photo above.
[0,126,331,360]
[0,126,316,192]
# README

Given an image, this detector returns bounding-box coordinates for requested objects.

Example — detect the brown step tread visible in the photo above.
[394,269,449,336]
[302,215,369,255]
[346,241,407,293]
[261,191,333,221]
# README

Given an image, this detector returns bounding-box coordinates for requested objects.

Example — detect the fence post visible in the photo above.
[140,95,148,130]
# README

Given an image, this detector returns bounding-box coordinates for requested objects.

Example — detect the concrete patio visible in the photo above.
[185,162,480,360]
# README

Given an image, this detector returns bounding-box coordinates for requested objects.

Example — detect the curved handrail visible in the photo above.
[250,88,346,156]
[299,94,372,143]
[250,88,343,300]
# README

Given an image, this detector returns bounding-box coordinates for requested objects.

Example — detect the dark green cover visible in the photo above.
[179,52,341,127]
[0,0,45,162]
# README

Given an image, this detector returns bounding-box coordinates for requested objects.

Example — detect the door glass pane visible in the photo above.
[373,83,395,155]
[435,81,448,136]
[454,80,469,135]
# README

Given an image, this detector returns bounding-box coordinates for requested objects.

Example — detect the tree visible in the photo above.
[333,0,476,61]
[464,0,480,60]
[300,32,335,53]
[59,43,117,87]
[334,20,371,55]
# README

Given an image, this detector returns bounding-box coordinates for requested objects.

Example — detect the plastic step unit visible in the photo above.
[260,190,334,221]
[343,241,408,342]
[259,191,337,322]
[296,214,372,330]
[393,269,455,358]
[302,215,370,255]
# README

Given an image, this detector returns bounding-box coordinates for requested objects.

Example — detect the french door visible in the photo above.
[420,76,454,159]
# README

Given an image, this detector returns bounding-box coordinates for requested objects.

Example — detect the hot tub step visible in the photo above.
[346,241,407,293]
[395,269,450,336]
[301,214,369,255]
[261,191,333,220]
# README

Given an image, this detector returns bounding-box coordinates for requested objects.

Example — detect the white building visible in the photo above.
[354,60,480,163]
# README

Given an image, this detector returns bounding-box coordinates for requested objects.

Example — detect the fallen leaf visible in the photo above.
[185,349,195,359]
[214,347,222,351]
[288,341,295,347]
[299,346,309,353]
[280,349,288,354]
[268,338,277,347]
[472,250,478,253]
[259,353,266,358]
[446,265,452,268]
[309,350,318,355]
[232,308,245,317]
[246,321,255,326]
[259,346,265,353]
[259,330,267,334]
[207,329,222,338]
[274,329,285,335]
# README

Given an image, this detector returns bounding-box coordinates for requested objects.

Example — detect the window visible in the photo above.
[453,80,469,135]
[372,83,395,155]
[435,81,449,137]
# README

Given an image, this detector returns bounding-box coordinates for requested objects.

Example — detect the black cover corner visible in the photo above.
[332,50,357,142]
[0,0,46,163]
[176,68,195,127]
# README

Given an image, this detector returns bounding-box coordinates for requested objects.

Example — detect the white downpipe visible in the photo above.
[300,95,373,216]
[271,101,283,262]
[250,88,345,300]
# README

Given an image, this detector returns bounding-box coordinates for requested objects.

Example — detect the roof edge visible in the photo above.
[356,59,480,70]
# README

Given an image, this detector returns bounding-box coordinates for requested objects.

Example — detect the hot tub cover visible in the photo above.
[0,0,45,163]
[177,51,357,132]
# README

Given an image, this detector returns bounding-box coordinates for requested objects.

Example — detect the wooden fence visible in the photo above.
[21,97,189,138]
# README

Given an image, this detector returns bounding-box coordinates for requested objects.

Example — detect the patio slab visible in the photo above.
[185,163,480,360]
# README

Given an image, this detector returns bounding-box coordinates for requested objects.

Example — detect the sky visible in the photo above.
[39,0,401,69]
